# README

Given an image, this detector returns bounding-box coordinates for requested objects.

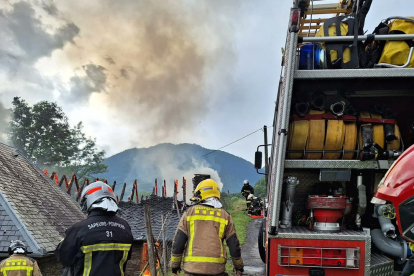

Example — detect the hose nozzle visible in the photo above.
[330,101,346,117]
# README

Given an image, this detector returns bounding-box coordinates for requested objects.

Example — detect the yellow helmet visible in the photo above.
[190,179,221,203]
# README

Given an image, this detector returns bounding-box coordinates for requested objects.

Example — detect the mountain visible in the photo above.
[96,143,262,196]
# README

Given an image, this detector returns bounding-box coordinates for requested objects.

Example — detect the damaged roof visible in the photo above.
[117,195,181,241]
[0,143,85,257]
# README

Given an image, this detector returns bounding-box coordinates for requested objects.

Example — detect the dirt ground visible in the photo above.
[241,219,265,276]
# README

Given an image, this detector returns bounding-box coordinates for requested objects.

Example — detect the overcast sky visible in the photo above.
[0,0,412,163]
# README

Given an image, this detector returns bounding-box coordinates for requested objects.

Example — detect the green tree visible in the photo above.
[9,97,107,179]
[254,177,267,197]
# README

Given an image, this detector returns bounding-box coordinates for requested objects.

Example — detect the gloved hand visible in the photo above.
[236,269,243,276]
[172,267,181,276]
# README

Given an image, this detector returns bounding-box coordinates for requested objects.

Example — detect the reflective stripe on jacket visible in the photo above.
[0,254,42,276]
[54,210,133,276]
[171,204,243,274]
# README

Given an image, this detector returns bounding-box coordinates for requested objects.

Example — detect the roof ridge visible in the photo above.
[0,142,16,150]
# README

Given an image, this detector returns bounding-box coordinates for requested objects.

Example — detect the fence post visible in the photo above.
[173,190,181,220]
[162,214,167,274]
[120,183,126,201]
[144,204,157,276]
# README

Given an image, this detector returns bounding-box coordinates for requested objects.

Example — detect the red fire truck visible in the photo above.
[254,1,414,275]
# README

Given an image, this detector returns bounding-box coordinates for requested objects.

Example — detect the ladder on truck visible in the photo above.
[265,2,414,276]
[296,0,355,36]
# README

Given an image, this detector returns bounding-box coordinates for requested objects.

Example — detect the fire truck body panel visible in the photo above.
[262,1,414,276]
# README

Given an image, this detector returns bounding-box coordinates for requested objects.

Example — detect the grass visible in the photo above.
[224,199,253,274]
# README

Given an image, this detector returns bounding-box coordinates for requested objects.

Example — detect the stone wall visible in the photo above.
[125,242,144,276]
[37,256,63,276]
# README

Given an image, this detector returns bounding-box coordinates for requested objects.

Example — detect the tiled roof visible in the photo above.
[117,196,181,241]
[0,204,32,254]
[0,143,85,256]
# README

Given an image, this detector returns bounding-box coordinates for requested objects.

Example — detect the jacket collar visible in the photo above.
[88,209,116,217]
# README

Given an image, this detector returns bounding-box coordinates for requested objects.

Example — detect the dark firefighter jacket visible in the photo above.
[55,210,133,276]
[171,204,244,275]
[241,184,254,199]
[402,243,414,276]
[0,254,42,276]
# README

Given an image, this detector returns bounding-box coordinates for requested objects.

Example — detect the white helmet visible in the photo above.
[8,240,27,255]
[247,194,254,200]
[80,181,117,213]
[243,180,249,185]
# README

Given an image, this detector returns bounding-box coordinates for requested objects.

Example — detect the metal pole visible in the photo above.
[301,34,414,43]
[264,125,269,189]
[270,30,296,233]
[144,204,157,276]
[162,214,167,274]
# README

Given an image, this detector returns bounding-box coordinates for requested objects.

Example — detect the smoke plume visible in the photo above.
[55,0,236,149]
[0,0,238,154]
[0,102,10,143]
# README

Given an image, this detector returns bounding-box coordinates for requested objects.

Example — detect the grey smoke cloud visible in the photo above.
[0,102,9,143]
[3,2,79,64]
[67,64,107,102]
[0,0,283,162]
[104,56,116,65]
[87,1,237,145]
[0,1,80,106]
[42,1,58,17]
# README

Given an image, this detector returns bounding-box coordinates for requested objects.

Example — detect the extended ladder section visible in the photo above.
[296,0,354,36]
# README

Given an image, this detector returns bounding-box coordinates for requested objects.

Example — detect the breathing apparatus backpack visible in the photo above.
[367,17,414,68]
[315,0,372,69]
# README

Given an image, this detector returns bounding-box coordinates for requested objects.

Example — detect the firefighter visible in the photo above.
[55,181,133,276]
[0,240,42,276]
[241,180,254,200]
[171,179,244,276]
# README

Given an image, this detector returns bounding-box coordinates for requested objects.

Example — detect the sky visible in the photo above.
[0,0,412,163]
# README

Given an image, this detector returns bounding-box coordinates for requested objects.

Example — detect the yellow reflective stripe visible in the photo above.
[187,215,228,259]
[184,256,226,263]
[187,215,229,225]
[0,266,33,274]
[219,222,226,258]
[80,243,131,276]
[171,256,182,262]
[232,258,243,265]
[119,250,128,276]
[6,260,27,265]
[83,252,92,276]
[81,243,131,253]
[188,220,195,256]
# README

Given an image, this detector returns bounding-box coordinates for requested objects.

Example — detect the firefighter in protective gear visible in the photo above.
[0,240,42,276]
[171,179,244,276]
[241,180,254,200]
[55,181,133,276]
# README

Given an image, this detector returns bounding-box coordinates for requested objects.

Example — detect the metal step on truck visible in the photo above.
[253,0,414,275]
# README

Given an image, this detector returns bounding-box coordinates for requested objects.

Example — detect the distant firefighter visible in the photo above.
[241,179,254,199]
[0,240,42,276]
[55,181,133,276]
